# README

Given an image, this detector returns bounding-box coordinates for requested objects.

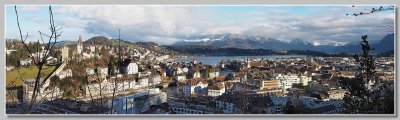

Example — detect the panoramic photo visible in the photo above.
[5,5,395,115]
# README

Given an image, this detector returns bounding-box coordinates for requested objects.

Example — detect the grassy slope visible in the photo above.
[6,66,56,87]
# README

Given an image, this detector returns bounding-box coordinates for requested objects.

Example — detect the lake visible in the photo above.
[174,55,306,65]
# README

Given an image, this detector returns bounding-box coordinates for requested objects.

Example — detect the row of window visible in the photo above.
[172,107,203,114]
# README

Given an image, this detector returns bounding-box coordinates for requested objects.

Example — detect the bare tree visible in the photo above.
[13,6,63,113]
[84,73,95,105]
[91,37,106,107]
[346,5,395,17]
[110,29,121,114]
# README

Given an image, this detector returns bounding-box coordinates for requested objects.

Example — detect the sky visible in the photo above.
[5,5,395,45]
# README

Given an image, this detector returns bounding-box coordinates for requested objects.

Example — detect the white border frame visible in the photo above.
[1,2,398,120]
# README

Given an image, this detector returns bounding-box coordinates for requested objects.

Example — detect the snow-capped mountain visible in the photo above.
[172,33,394,54]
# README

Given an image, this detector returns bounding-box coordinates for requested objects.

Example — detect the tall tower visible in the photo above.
[77,35,83,55]
[220,59,225,69]
[246,58,251,68]
[90,40,95,53]
[307,49,314,65]
[61,46,69,62]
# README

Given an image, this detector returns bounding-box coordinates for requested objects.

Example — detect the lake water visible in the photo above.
[174,55,306,65]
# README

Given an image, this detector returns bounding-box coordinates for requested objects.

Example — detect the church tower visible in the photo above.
[246,58,251,68]
[220,59,225,69]
[77,35,83,55]
[90,39,95,53]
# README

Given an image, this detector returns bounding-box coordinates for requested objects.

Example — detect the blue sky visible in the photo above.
[5,5,395,45]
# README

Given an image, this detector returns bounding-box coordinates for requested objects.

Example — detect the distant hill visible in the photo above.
[374,33,395,54]
[84,36,112,45]
[47,41,76,47]
[134,42,181,55]
[172,33,394,55]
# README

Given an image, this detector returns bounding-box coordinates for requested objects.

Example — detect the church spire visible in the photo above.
[77,35,83,55]
[78,35,83,44]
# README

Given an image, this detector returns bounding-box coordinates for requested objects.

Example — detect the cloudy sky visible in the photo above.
[5,5,395,45]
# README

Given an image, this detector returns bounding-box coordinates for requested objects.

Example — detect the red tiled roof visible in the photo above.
[215,76,226,81]
[208,82,224,90]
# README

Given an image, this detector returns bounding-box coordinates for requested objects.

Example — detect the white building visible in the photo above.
[275,74,300,93]
[110,90,167,114]
[138,77,149,87]
[207,82,225,97]
[5,49,17,55]
[300,75,312,86]
[150,75,161,85]
[6,66,15,71]
[183,79,208,95]
[209,71,219,79]
[120,80,137,92]
[174,75,186,82]
[182,67,188,73]
[20,59,32,66]
[132,51,141,58]
[97,67,108,76]
[127,62,139,75]
[82,52,93,59]
[86,68,96,75]
[173,67,184,75]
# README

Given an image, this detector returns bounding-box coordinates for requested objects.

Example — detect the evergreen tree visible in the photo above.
[203,66,210,79]
[340,35,394,114]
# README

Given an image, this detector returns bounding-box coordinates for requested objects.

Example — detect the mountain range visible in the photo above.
[173,33,395,54]
[49,32,394,57]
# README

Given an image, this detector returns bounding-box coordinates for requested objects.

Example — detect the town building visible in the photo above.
[61,46,69,62]
[207,82,225,97]
[169,101,218,114]
[256,79,281,90]
[109,89,167,114]
[300,75,312,86]
[182,79,208,95]
[275,74,300,93]
[120,59,139,75]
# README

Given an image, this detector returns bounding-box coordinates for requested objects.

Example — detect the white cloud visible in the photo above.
[53,6,394,45]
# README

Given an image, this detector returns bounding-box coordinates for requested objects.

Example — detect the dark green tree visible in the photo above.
[203,66,210,79]
[340,35,394,114]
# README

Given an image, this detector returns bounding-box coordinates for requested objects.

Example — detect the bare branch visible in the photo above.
[14,5,63,113]
[346,5,395,17]
[14,6,39,67]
